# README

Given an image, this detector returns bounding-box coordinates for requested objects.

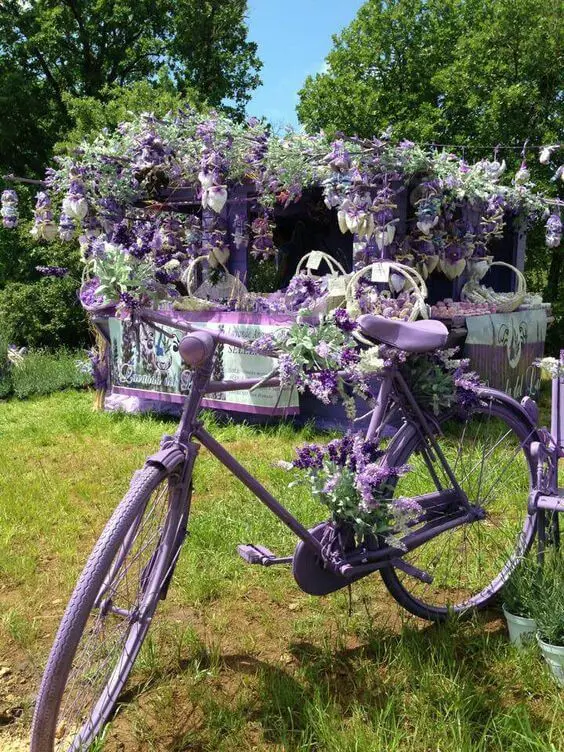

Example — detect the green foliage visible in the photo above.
[0,215,88,350]
[502,554,543,619]
[0,0,262,175]
[0,276,89,349]
[9,349,92,399]
[58,78,195,153]
[0,330,13,398]
[531,551,564,646]
[298,0,562,152]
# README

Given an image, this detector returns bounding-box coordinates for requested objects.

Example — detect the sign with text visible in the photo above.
[108,313,299,416]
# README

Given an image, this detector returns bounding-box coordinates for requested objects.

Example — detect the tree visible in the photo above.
[0,0,262,175]
[297,0,563,151]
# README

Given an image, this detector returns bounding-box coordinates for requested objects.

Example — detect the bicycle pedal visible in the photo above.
[237,544,292,567]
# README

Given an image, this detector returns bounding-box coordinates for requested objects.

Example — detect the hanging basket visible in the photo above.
[175,255,248,311]
[345,261,429,322]
[79,264,117,314]
[461,261,526,313]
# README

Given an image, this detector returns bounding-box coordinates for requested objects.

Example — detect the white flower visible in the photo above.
[164,259,181,271]
[416,215,439,234]
[514,164,530,185]
[62,196,88,220]
[198,170,215,189]
[31,221,57,242]
[539,145,559,165]
[359,346,385,374]
[202,185,228,213]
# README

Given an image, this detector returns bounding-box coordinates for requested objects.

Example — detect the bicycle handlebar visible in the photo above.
[137,308,279,357]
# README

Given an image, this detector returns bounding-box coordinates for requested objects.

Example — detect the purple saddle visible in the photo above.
[357,314,448,353]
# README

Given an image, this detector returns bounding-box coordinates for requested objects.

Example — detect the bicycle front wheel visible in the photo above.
[380,395,537,621]
[31,459,189,752]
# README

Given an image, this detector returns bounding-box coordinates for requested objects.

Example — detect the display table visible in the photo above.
[460,308,547,398]
[97,306,548,421]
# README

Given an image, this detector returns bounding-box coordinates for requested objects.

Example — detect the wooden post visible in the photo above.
[227,184,250,284]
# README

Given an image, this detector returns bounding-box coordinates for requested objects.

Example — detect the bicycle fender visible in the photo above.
[478,386,540,438]
[145,446,186,472]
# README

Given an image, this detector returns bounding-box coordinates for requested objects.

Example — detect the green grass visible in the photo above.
[0,391,563,751]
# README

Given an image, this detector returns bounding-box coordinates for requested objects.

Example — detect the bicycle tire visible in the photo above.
[380,395,537,621]
[30,459,189,752]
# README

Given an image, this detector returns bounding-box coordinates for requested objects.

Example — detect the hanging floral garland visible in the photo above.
[0,107,560,315]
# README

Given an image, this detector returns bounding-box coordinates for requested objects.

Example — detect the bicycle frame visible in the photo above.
[138,308,489,585]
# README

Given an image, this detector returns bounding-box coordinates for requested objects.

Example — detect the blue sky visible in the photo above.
[246,1,365,128]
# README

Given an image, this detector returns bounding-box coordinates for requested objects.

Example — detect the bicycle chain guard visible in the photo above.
[292,522,370,596]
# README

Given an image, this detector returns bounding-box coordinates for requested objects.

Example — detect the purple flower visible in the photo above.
[279,353,302,385]
[1,189,18,228]
[307,369,338,404]
[35,265,68,277]
[293,443,325,470]
[546,213,562,248]
[355,463,410,508]
[332,308,357,332]
[315,341,331,358]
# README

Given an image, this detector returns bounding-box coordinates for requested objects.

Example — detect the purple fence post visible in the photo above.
[227,184,250,284]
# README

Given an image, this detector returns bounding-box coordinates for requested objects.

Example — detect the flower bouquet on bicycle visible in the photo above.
[31,295,543,751]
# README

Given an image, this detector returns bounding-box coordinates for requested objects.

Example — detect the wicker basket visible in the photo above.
[175,255,248,311]
[345,261,429,321]
[461,261,526,313]
[295,250,347,277]
[294,251,349,312]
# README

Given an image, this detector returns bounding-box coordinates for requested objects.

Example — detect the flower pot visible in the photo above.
[537,634,564,687]
[502,606,537,648]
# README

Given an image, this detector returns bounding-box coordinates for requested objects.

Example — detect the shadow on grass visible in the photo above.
[110,615,554,751]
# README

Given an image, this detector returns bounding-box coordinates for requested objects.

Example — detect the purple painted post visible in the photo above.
[227,184,250,283]
[551,365,564,452]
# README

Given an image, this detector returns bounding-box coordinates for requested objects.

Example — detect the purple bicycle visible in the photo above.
[30,309,562,751]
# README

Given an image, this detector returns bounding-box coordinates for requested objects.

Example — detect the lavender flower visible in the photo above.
[36,265,68,278]
[1,189,18,228]
[31,192,57,242]
[293,443,325,470]
[331,308,357,332]
[545,213,562,248]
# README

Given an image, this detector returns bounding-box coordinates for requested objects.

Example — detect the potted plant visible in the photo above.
[502,554,540,648]
[531,551,564,686]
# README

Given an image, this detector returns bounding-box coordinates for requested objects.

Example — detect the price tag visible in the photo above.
[371,262,390,283]
[328,276,347,294]
[307,251,323,270]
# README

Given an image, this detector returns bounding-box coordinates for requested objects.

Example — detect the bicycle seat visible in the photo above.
[357,314,449,353]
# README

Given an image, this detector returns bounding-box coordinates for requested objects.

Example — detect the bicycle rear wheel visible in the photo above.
[31,459,189,752]
[380,395,537,621]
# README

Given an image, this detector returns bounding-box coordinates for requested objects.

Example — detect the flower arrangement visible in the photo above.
[1,107,560,315]
[285,433,416,538]
[252,308,369,417]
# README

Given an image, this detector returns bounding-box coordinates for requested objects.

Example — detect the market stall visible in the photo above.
[1,109,562,417]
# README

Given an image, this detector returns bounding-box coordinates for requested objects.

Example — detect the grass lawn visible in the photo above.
[1,390,563,751]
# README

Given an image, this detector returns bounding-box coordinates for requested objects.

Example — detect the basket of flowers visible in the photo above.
[345,261,429,321]
[461,261,526,313]
[175,254,248,311]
